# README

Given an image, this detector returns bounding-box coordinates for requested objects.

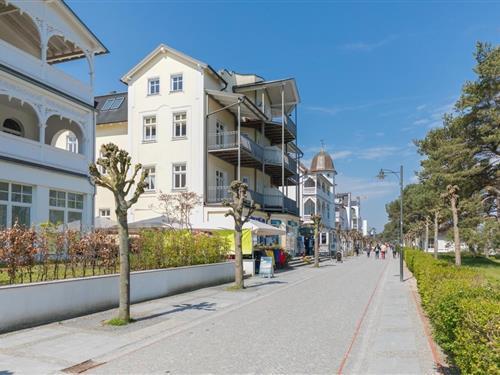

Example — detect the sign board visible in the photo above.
[260,256,274,278]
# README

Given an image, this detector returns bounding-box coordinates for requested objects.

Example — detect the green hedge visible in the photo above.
[405,249,500,374]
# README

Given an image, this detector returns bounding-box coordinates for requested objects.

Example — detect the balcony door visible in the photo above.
[215,170,226,201]
[216,121,225,148]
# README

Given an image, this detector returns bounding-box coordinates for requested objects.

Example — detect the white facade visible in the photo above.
[95,44,302,252]
[0,0,106,229]
[362,219,368,236]
[299,151,337,253]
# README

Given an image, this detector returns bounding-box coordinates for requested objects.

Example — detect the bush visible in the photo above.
[130,229,229,270]
[405,249,500,373]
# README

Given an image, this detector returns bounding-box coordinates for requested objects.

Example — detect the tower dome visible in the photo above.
[310,150,335,173]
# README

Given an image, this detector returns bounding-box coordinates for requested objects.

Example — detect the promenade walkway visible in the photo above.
[0,255,439,374]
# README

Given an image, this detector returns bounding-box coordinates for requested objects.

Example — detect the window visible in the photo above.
[143,116,157,142]
[173,112,187,138]
[321,233,327,245]
[144,167,156,191]
[99,208,111,218]
[49,189,84,226]
[216,121,224,146]
[66,134,78,153]
[2,119,23,137]
[101,96,125,111]
[215,170,225,201]
[242,176,249,185]
[0,182,32,228]
[304,199,315,216]
[173,163,187,190]
[148,78,160,95]
[171,74,183,92]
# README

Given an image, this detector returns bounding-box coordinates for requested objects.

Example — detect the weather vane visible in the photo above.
[320,139,325,150]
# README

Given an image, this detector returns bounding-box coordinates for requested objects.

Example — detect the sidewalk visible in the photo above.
[342,255,439,374]
[0,265,320,374]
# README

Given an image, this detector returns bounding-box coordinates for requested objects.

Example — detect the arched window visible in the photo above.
[2,119,23,137]
[304,177,315,188]
[66,133,78,153]
[304,199,315,215]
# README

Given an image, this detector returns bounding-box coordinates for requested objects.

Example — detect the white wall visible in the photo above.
[0,262,234,333]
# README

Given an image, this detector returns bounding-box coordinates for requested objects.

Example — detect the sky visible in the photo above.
[65,0,500,232]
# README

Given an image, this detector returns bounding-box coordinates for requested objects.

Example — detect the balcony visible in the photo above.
[264,147,298,185]
[0,132,88,175]
[206,186,263,207]
[241,115,296,145]
[206,186,298,216]
[302,186,332,201]
[207,132,263,169]
[0,39,92,104]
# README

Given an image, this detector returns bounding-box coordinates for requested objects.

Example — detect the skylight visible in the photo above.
[101,96,124,111]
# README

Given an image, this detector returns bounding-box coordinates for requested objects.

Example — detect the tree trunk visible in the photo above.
[433,212,439,259]
[424,220,429,252]
[117,212,130,321]
[234,227,244,288]
[450,196,461,266]
[314,228,319,267]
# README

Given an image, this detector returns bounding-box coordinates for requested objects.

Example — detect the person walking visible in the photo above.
[367,244,372,258]
[391,244,397,258]
[375,243,380,259]
[381,243,387,260]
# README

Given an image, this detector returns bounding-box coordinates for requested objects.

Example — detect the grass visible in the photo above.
[106,317,135,326]
[438,252,500,282]
[225,284,245,291]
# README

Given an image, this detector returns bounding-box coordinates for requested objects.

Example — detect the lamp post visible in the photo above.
[377,165,404,282]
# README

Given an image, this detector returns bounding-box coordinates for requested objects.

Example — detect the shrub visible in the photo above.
[405,249,500,373]
[131,229,229,270]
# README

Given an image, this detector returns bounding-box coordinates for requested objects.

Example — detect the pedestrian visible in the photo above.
[375,243,380,259]
[367,244,371,258]
[381,243,387,260]
[355,243,360,256]
[392,244,396,258]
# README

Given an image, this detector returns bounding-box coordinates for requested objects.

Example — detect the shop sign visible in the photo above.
[260,256,274,278]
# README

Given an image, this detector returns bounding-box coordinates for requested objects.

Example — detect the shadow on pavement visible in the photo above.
[0,371,14,375]
[244,280,287,289]
[133,301,217,322]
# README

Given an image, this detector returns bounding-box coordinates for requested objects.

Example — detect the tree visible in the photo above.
[157,191,201,229]
[224,181,255,289]
[89,143,148,322]
[311,214,322,267]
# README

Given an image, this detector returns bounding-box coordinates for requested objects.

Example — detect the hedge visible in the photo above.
[405,249,500,374]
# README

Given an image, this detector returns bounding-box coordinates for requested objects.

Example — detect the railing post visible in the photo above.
[281,84,285,213]
[237,100,241,181]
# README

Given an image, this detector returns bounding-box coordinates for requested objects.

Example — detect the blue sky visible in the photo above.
[66,0,500,232]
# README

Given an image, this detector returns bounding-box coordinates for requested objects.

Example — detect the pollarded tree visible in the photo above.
[311,214,322,267]
[89,143,148,322]
[224,181,255,289]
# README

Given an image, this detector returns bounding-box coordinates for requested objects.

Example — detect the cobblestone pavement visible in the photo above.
[0,255,438,374]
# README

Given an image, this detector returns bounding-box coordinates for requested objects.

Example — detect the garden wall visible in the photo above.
[0,261,234,333]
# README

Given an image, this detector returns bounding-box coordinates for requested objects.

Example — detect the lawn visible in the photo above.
[438,252,500,282]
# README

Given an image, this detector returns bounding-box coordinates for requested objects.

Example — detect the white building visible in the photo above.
[299,150,336,252]
[362,219,368,236]
[95,44,302,251]
[0,0,107,229]
[335,192,352,231]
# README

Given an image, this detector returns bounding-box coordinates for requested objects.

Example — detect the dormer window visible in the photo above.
[171,74,183,92]
[2,119,23,137]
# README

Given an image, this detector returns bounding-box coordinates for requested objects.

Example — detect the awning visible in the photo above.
[192,219,285,236]
[206,89,268,121]
[233,78,300,117]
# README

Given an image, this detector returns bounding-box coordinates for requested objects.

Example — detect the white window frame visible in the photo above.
[216,120,225,146]
[172,163,187,190]
[143,115,157,142]
[49,189,84,227]
[215,170,225,201]
[99,208,111,218]
[172,111,187,139]
[0,181,32,228]
[144,166,156,192]
[148,77,160,96]
[66,134,78,153]
[170,74,183,92]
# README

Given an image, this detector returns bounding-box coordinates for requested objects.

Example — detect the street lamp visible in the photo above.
[377,165,404,282]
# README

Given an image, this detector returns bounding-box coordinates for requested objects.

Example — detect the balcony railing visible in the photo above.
[0,39,92,104]
[0,132,88,175]
[270,115,297,139]
[207,186,298,215]
[207,131,264,161]
[264,146,297,173]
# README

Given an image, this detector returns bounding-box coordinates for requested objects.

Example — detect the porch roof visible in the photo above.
[206,89,268,121]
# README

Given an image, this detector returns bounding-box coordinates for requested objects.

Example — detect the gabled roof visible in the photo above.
[95,92,128,125]
[121,43,224,85]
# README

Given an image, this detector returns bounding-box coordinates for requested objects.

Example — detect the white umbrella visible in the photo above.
[192,219,285,236]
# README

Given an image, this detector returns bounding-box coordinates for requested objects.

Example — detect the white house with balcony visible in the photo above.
[94,44,302,252]
[0,0,107,229]
[299,149,337,253]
